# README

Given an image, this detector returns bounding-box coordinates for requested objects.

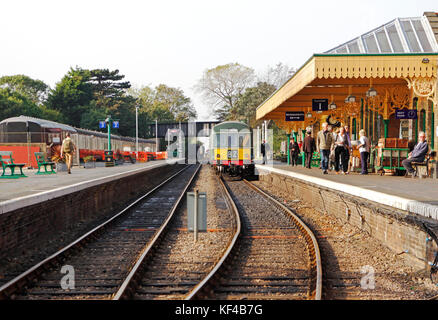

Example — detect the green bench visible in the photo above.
[300,152,321,168]
[0,151,27,179]
[35,152,56,175]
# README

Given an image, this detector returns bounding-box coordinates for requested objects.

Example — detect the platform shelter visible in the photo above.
[257,13,438,164]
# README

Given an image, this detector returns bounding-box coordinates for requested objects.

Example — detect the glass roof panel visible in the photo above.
[325,16,437,54]
[386,24,404,52]
[400,20,422,52]
[376,29,392,52]
[412,20,433,52]
[347,41,360,53]
[364,34,380,53]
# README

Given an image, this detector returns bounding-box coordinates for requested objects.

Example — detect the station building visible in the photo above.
[257,12,438,161]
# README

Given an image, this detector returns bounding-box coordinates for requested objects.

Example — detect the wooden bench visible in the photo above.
[34,152,56,175]
[0,151,27,179]
[412,151,436,178]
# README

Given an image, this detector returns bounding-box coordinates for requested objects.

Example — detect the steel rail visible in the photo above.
[0,165,190,300]
[112,164,202,300]
[185,174,241,300]
[242,179,323,300]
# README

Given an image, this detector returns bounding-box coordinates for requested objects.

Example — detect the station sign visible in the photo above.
[395,109,417,120]
[99,121,106,129]
[112,121,120,128]
[285,111,305,122]
[312,99,328,112]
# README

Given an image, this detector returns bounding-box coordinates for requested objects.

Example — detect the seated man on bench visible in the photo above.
[402,131,429,177]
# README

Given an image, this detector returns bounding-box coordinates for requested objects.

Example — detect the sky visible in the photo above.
[1,0,437,120]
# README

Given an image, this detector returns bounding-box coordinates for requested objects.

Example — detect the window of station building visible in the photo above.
[411,19,433,52]
[400,20,421,52]
[386,24,404,52]
[375,29,392,53]
[363,34,380,53]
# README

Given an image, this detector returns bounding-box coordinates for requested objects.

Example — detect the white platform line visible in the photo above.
[256,165,438,220]
[0,161,174,215]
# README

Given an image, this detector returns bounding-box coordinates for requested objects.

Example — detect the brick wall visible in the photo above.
[258,170,438,269]
[0,164,183,259]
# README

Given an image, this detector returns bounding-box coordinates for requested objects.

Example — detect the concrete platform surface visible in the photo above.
[0,160,175,214]
[256,164,438,220]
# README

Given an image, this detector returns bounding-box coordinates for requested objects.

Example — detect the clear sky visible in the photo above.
[1,0,436,120]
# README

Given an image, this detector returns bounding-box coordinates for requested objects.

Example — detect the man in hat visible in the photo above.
[302,130,316,169]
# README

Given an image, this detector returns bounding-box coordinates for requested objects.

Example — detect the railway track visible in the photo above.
[114,166,240,300]
[191,175,322,300]
[0,164,199,300]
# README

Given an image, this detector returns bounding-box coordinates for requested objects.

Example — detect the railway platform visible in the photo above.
[256,164,438,220]
[0,160,178,215]
[0,159,185,259]
[256,163,438,269]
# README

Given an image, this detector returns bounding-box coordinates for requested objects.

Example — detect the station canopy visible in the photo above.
[256,12,438,141]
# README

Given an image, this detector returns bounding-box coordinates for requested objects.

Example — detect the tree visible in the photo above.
[195,63,255,120]
[154,84,197,121]
[46,67,93,126]
[259,62,296,89]
[129,84,197,123]
[230,82,277,127]
[0,88,39,119]
[79,101,106,130]
[0,75,49,105]
[0,87,62,122]
[88,69,131,110]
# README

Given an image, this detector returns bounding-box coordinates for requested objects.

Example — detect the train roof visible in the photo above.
[0,115,77,132]
[212,121,251,132]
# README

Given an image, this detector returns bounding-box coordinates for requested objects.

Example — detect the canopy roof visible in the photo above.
[256,53,438,121]
[326,15,438,54]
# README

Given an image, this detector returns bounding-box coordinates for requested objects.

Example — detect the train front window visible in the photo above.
[218,130,238,148]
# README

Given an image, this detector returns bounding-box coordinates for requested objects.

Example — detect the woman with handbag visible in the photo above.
[334,127,349,175]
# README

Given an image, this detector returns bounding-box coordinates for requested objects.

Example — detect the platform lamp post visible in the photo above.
[155,119,158,152]
[135,106,139,156]
[99,115,119,167]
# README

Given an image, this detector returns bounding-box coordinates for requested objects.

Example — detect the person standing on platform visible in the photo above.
[357,130,370,175]
[289,137,300,166]
[261,140,266,164]
[334,127,349,174]
[316,122,334,175]
[302,130,316,169]
[402,131,429,177]
[61,132,76,174]
[344,126,353,173]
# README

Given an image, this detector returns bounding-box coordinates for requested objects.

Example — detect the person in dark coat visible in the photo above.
[402,131,429,176]
[261,140,266,164]
[289,137,300,166]
[302,131,316,169]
